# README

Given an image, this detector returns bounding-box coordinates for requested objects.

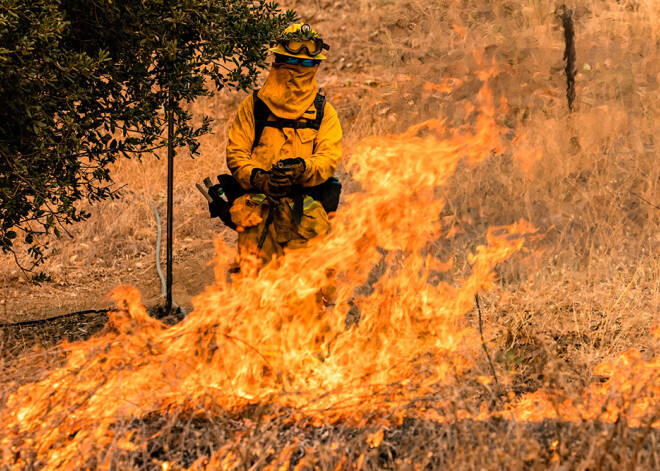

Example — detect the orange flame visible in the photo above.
[423,78,464,94]
[0,79,536,469]
[503,346,660,428]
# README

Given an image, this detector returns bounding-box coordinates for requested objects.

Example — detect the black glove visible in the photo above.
[272,158,306,182]
[207,184,229,218]
[250,168,291,198]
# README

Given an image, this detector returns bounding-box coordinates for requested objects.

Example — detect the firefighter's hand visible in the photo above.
[272,158,306,182]
[251,169,291,198]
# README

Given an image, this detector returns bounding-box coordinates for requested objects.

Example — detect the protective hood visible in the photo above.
[258,63,318,120]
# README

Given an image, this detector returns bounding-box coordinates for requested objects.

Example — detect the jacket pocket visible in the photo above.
[296,128,318,156]
[230,194,268,228]
[293,196,330,240]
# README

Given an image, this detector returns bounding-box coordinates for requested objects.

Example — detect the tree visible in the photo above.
[0,0,294,274]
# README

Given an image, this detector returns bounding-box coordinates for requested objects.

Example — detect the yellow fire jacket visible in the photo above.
[226,93,342,190]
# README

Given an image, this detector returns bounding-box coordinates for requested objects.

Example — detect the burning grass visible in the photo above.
[0,77,527,467]
[2,73,660,468]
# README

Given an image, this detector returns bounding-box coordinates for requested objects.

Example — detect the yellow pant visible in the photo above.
[230,193,330,265]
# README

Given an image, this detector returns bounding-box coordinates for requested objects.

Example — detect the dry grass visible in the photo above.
[1,0,659,468]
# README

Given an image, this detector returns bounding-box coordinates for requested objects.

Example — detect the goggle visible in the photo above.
[274,54,321,67]
[277,37,330,57]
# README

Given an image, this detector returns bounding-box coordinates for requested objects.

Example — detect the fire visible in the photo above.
[424,79,464,94]
[503,347,660,428]
[1,77,538,469]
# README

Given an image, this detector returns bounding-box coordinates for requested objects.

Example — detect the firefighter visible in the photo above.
[225,23,342,266]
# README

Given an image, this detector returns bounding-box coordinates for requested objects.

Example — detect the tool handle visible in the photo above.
[203,177,213,188]
[196,183,213,202]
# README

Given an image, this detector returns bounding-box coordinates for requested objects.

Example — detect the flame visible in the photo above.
[451,24,466,39]
[503,346,660,428]
[499,306,660,428]
[1,78,537,469]
[423,78,464,94]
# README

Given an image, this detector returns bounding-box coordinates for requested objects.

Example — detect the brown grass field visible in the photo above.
[1,0,659,469]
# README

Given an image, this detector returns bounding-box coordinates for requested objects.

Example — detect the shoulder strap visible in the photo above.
[252,90,271,151]
[311,92,326,130]
[252,91,327,151]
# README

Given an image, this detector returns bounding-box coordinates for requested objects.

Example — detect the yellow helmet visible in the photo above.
[269,23,330,61]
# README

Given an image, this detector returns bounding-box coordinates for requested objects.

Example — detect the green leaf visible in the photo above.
[0,0,295,268]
